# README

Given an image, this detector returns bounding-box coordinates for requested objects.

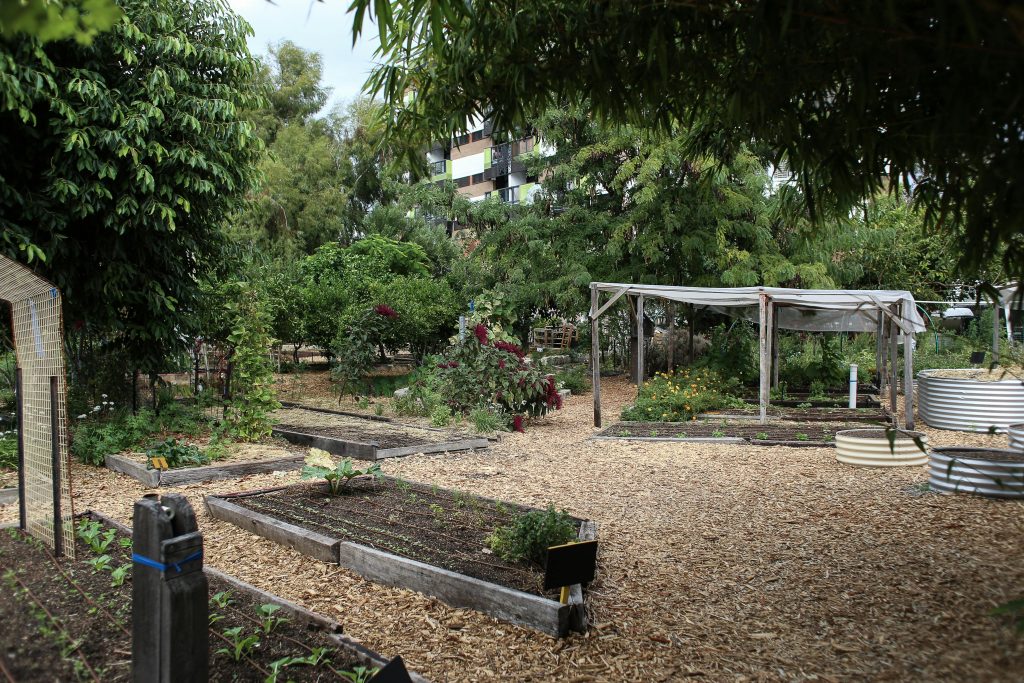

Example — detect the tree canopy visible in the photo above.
[0,0,264,370]
[354,0,1024,281]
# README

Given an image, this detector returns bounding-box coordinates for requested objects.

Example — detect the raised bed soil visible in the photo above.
[597,420,872,446]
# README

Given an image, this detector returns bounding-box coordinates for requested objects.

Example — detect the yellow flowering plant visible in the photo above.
[621,368,744,421]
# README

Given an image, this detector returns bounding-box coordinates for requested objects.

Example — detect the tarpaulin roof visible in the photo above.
[590,283,926,333]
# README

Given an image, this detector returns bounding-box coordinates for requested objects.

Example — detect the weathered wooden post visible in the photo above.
[132,493,208,683]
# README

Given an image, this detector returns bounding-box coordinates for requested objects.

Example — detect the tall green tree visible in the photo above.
[0,0,264,371]
[353,0,1024,281]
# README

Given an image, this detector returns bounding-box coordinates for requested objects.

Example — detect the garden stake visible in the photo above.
[132,493,208,683]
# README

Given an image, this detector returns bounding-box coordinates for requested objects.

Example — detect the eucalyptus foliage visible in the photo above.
[0,0,264,371]
[353,0,1024,279]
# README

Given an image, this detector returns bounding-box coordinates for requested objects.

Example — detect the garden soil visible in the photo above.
[3,375,1022,682]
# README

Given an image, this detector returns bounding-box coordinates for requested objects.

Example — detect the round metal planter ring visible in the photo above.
[929,447,1024,499]
[917,369,1024,433]
[835,429,928,467]
[1009,424,1024,452]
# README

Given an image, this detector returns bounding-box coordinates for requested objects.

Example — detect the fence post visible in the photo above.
[49,376,63,557]
[132,493,208,683]
[16,367,25,531]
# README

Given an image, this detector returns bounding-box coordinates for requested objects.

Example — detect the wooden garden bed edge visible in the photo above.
[204,496,340,564]
[589,435,746,444]
[0,487,18,506]
[105,452,306,487]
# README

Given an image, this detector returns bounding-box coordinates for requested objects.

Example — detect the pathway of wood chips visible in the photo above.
[2,376,1023,682]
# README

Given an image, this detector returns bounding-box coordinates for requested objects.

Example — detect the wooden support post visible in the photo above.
[132,493,208,683]
[591,287,601,428]
[636,295,645,385]
[902,299,915,430]
[688,305,695,364]
[771,310,780,388]
[758,294,769,424]
[49,377,63,557]
[888,305,898,416]
[992,300,1001,365]
[16,368,25,531]
[666,302,675,373]
[875,314,884,390]
[132,368,139,415]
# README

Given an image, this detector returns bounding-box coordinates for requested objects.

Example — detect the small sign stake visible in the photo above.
[150,456,169,470]
[544,540,598,597]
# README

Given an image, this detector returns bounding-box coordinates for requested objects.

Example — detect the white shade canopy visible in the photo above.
[590,283,926,334]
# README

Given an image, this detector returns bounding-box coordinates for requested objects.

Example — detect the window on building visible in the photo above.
[453,133,469,146]
[471,173,484,185]
[471,129,484,142]
[455,176,471,188]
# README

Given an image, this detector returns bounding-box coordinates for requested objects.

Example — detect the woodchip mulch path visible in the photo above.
[3,375,1022,682]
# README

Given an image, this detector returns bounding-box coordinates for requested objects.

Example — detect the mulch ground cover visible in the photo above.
[599,420,870,445]
[228,478,574,599]
[0,518,372,682]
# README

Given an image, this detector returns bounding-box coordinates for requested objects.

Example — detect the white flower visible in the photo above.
[101,394,108,399]
[77,414,86,419]
[92,406,101,412]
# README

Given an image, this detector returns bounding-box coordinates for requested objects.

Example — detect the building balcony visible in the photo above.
[486,186,520,204]
[429,159,447,176]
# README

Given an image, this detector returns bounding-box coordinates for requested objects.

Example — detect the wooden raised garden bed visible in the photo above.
[104,443,307,488]
[701,405,892,424]
[595,420,872,447]
[272,407,489,461]
[0,511,426,682]
[205,479,597,637]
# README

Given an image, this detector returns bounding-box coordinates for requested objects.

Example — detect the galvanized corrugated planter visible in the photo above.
[1009,424,1024,452]
[835,429,928,467]
[917,370,1024,433]
[929,447,1024,499]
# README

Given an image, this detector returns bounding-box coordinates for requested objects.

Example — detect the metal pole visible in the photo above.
[888,305,898,417]
[992,300,1000,365]
[758,293,769,424]
[16,367,25,531]
[49,376,63,557]
[591,286,601,428]
[848,364,858,409]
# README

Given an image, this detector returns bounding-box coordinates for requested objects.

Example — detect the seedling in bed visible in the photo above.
[111,563,131,587]
[649,430,658,437]
[756,432,769,440]
[617,430,631,437]
[256,603,289,634]
[340,666,378,683]
[795,433,809,441]
[712,430,726,438]
[76,520,116,554]
[118,538,132,550]
[394,479,411,492]
[210,590,234,609]
[217,627,260,661]
[301,448,382,494]
[676,432,688,438]
[87,554,112,572]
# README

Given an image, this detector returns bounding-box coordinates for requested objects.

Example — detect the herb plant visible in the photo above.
[217,627,260,662]
[487,505,577,565]
[146,438,211,469]
[256,603,289,634]
[301,449,382,494]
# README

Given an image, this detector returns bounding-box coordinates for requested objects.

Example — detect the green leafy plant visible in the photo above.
[622,368,744,422]
[711,429,726,438]
[795,433,809,441]
[430,404,452,427]
[87,555,112,572]
[487,505,577,565]
[145,438,211,469]
[756,432,769,440]
[256,603,289,634]
[340,666,378,683]
[221,286,281,441]
[111,564,131,587]
[649,430,658,437]
[217,627,260,662]
[676,432,688,438]
[554,366,591,395]
[332,304,400,397]
[210,591,234,609]
[992,598,1024,634]
[617,430,631,437]
[467,406,505,433]
[796,402,813,409]
[300,449,382,494]
[357,397,370,410]
[76,520,116,554]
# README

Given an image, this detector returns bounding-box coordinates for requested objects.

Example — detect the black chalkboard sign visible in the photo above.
[970,351,986,364]
[543,540,598,590]
[371,656,413,683]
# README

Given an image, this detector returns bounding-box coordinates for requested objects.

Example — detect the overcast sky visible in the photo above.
[227,0,379,111]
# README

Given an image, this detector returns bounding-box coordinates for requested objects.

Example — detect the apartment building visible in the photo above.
[425,116,546,207]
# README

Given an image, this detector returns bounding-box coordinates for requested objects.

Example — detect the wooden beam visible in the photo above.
[992,298,1001,364]
[875,313,884,390]
[591,287,601,428]
[636,294,645,385]
[590,286,628,320]
[902,298,915,430]
[666,302,675,372]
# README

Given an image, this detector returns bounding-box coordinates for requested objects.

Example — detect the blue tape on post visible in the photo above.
[132,550,203,573]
